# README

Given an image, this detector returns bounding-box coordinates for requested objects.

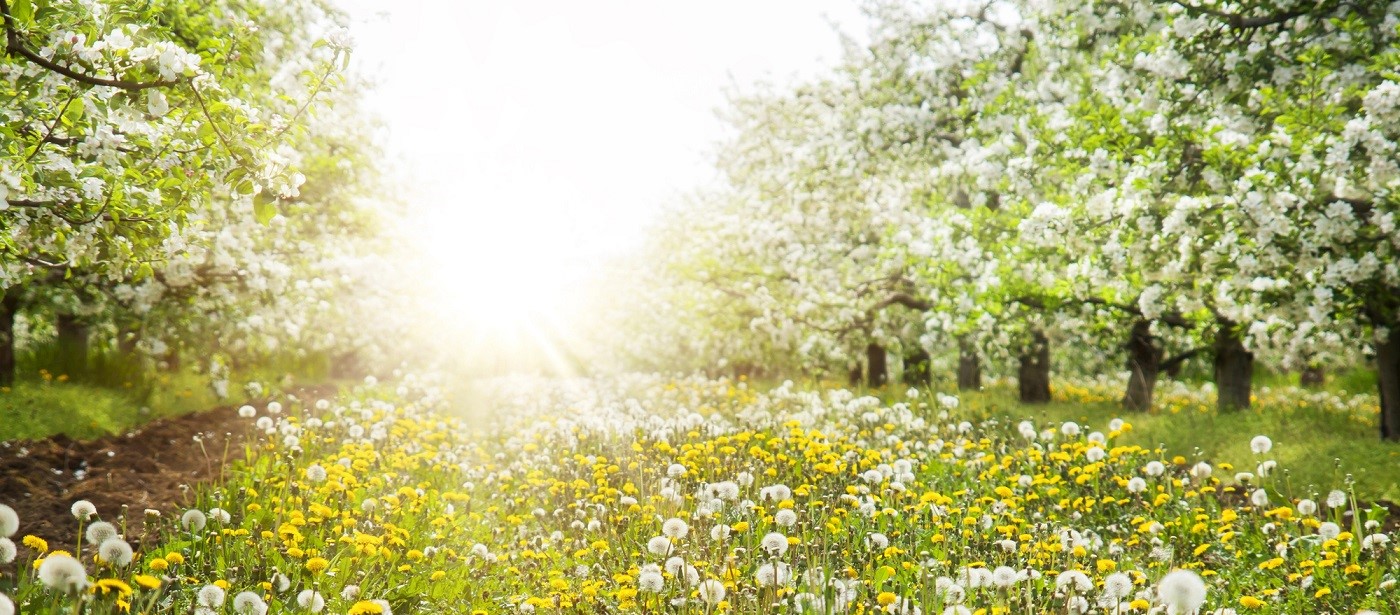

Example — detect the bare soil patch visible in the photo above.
[0,387,334,551]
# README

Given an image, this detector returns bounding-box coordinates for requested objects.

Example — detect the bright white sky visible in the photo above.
[336,0,864,331]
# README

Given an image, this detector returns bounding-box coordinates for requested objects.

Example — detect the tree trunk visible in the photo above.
[1122,319,1159,411]
[866,343,887,388]
[118,326,140,356]
[1377,325,1400,441]
[0,290,18,388]
[957,337,982,391]
[1300,364,1325,387]
[1018,330,1051,404]
[1214,319,1254,412]
[847,363,862,388]
[163,346,181,372]
[903,348,930,387]
[55,313,90,378]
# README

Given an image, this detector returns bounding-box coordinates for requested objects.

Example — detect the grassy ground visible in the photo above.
[845,370,1400,503]
[0,372,228,442]
[977,389,1400,503]
[0,352,339,442]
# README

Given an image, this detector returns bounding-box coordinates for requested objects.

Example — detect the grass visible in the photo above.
[984,390,1400,503]
[844,371,1400,503]
[1,375,1397,614]
[0,349,343,442]
[0,374,219,442]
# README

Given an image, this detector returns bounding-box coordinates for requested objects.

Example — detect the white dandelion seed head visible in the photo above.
[238,405,256,418]
[340,585,360,600]
[38,554,87,593]
[774,509,798,527]
[305,464,328,483]
[370,600,392,615]
[1103,572,1133,599]
[710,524,731,541]
[1157,569,1206,615]
[232,591,267,615]
[1127,477,1148,494]
[1056,570,1092,593]
[182,509,207,532]
[1086,447,1106,462]
[1362,533,1390,549]
[991,566,1019,587]
[1256,460,1276,477]
[646,536,673,556]
[0,538,15,564]
[1326,490,1348,508]
[1061,422,1081,437]
[761,531,789,555]
[1318,522,1341,541]
[209,508,232,524]
[638,571,664,593]
[664,557,685,575]
[1190,462,1212,478]
[85,521,118,545]
[296,589,325,612]
[0,592,11,615]
[1249,435,1272,454]
[272,572,290,592]
[70,500,97,520]
[1296,499,1317,516]
[1250,489,1270,507]
[698,578,726,604]
[99,538,134,567]
[866,532,889,550]
[256,417,274,431]
[755,562,790,587]
[0,505,17,538]
[662,518,688,538]
[198,584,227,607]
[1018,421,1038,440]
[1145,461,1165,477]
[666,463,686,478]
[266,401,282,415]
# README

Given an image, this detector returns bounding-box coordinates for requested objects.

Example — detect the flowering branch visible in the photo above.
[0,0,181,91]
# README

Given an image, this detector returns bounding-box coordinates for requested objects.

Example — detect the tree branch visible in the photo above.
[1158,347,1206,374]
[1,0,181,91]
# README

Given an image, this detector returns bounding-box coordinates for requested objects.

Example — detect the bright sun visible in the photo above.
[405,199,591,375]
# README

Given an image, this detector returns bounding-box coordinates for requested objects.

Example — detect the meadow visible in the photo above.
[1,375,1395,614]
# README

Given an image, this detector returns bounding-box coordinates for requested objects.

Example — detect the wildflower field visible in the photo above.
[1,375,1396,614]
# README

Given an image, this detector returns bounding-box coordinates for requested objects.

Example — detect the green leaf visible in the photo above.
[61,98,85,126]
[11,0,33,24]
[254,199,277,225]
[874,565,894,585]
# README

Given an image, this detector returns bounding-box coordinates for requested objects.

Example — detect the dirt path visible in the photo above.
[0,387,335,551]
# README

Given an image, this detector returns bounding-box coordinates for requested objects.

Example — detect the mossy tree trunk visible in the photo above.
[957,337,981,391]
[1122,319,1160,411]
[0,290,19,387]
[1018,329,1051,404]
[866,343,887,388]
[1377,325,1400,441]
[1214,318,1254,412]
